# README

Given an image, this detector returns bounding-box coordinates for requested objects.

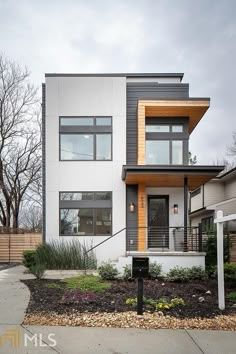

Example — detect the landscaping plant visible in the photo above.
[123,264,132,280]
[34,240,97,270]
[23,250,36,268]
[166,266,207,282]
[227,292,236,301]
[125,296,185,311]
[166,266,190,282]
[64,275,111,293]
[29,263,45,279]
[204,233,231,266]
[224,264,236,281]
[187,266,207,280]
[98,262,118,280]
[149,262,162,279]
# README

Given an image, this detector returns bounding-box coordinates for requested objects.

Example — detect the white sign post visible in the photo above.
[214,210,236,310]
[215,210,225,310]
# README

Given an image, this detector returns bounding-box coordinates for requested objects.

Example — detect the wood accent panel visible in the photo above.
[0,234,42,262]
[230,234,236,264]
[125,173,218,191]
[137,100,210,165]
[138,184,147,251]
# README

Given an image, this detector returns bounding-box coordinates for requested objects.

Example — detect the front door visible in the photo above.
[148,196,169,248]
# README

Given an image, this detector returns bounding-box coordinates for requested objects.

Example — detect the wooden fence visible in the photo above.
[0,233,42,263]
[230,234,236,263]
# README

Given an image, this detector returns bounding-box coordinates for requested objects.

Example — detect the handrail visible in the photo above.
[85,227,126,255]
[85,225,201,256]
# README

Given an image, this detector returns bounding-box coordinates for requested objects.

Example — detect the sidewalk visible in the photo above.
[0,325,236,354]
[0,266,235,353]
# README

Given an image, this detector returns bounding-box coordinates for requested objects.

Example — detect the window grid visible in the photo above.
[59,117,112,161]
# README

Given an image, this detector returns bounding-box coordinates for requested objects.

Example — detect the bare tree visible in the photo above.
[20,204,42,232]
[0,54,40,230]
[227,131,236,157]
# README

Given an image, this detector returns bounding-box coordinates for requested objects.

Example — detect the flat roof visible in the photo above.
[45,73,184,81]
[122,165,225,190]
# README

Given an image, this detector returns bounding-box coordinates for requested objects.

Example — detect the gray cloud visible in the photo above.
[0,0,235,164]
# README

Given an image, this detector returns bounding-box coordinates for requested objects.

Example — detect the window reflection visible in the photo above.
[61,134,93,160]
[172,141,183,164]
[60,208,112,235]
[96,134,111,160]
[146,141,170,164]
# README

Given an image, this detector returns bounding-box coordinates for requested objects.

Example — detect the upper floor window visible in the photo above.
[145,119,187,165]
[59,117,112,161]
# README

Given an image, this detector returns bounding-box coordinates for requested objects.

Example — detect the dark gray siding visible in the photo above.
[126,83,189,164]
[42,83,46,242]
[126,185,138,251]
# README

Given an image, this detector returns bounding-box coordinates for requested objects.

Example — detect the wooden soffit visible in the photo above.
[122,166,224,191]
[139,99,210,133]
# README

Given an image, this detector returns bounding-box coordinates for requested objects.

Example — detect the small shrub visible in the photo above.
[29,263,45,279]
[206,265,217,279]
[204,233,231,266]
[123,265,132,280]
[23,250,36,268]
[125,297,137,306]
[187,266,207,280]
[224,264,236,281]
[227,292,236,301]
[166,266,190,282]
[149,262,162,279]
[98,262,118,280]
[170,297,185,307]
[64,275,111,293]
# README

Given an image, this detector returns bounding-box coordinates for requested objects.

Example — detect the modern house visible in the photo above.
[190,167,236,232]
[42,73,224,272]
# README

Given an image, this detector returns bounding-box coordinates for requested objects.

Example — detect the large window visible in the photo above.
[145,119,187,165]
[59,192,112,236]
[60,117,112,161]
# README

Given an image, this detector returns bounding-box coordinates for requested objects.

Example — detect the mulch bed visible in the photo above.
[22,278,236,328]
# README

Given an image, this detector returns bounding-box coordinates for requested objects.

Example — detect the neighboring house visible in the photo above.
[42,73,223,272]
[189,167,236,232]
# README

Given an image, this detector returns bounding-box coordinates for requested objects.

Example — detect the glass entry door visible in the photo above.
[148,196,169,248]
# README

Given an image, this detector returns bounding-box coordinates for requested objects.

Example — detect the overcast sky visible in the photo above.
[0,0,235,164]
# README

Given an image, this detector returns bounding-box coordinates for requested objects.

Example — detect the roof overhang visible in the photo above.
[139,99,210,133]
[122,165,225,191]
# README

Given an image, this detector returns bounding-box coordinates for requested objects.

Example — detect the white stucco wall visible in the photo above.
[116,254,205,273]
[45,76,127,260]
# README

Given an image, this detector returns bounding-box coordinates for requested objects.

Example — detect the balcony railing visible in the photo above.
[126,226,202,253]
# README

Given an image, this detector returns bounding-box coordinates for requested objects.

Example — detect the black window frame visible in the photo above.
[59,191,112,236]
[59,116,113,161]
[201,216,214,233]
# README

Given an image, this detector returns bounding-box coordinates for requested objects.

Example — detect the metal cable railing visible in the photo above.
[83,225,203,273]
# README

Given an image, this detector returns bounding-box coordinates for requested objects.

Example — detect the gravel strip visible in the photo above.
[23,311,236,331]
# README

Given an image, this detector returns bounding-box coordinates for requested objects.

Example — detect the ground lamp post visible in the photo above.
[132,257,149,315]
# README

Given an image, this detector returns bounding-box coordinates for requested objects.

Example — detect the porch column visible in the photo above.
[184,177,188,252]
[138,184,146,251]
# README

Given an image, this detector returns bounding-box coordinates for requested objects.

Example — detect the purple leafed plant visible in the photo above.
[62,289,97,304]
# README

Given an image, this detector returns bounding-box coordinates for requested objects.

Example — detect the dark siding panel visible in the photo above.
[42,83,46,242]
[126,185,138,251]
[126,83,189,164]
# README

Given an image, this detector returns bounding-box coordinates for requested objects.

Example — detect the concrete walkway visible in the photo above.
[0,265,235,354]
